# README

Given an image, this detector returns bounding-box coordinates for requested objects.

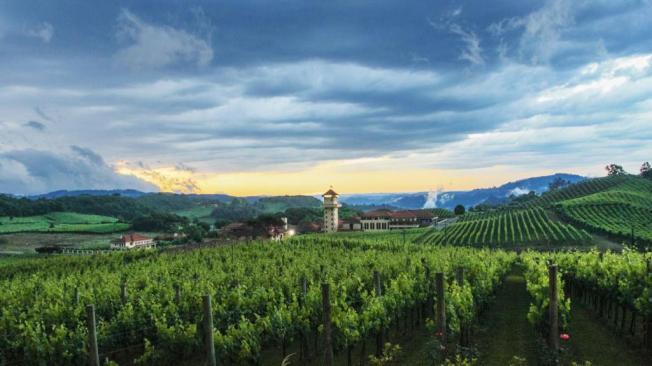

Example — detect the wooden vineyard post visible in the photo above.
[455,267,464,286]
[299,276,308,360]
[74,287,80,306]
[456,268,469,346]
[174,283,181,306]
[120,279,127,305]
[435,272,446,343]
[549,265,559,353]
[86,305,100,366]
[425,264,432,318]
[374,270,384,356]
[321,283,334,366]
[203,295,217,366]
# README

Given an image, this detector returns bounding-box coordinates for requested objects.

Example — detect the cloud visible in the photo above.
[175,162,196,173]
[2,1,652,194]
[114,9,213,69]
[0,147,158,195]
[34,106,54,122]
[488,0,575,64]
[448,24,484,66]
[24,120,46,131]
[70,145,105,165]
[428,15,484,66]
[25,22,54,43]
[115,162,200,193]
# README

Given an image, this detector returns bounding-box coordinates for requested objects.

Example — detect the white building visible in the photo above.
[360,210,434,231]
[322,188,341,232]
[111,233,155,249]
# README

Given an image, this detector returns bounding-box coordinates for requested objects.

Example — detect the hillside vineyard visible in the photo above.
[415,208,591,247]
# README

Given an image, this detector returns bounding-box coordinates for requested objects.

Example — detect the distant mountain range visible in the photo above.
[29,189,150,199]
[338,173,586,210]
[21,173,585,211]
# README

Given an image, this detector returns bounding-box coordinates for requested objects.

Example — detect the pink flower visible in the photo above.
[560,333,570,341]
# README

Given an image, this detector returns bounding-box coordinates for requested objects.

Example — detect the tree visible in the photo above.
[509,191,538,205]
[454,204,465,215]
[183,224,207,243]
[605,164,626,176]
[640,162,652,179]
[548,177,570,191]
[132,213,188,232]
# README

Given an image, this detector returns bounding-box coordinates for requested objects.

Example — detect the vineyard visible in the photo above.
[0,236,516,365]
[0,233,650,365]
[552,177,652,245]
[558,204,652,243]
[527,249,652,361]
[415,208,591,247]
[0,212,129,234]
[523,175,634,208]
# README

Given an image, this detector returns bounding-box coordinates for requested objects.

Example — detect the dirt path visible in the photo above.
[475,268,539,366]
[565,304,648,366]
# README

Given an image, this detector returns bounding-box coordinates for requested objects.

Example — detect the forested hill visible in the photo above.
[0,192,322,222]
[0,194,154,221]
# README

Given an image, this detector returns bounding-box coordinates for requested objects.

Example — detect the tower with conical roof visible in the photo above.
[322,187,341,232]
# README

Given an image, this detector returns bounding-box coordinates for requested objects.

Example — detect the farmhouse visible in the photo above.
[112,233,155,249]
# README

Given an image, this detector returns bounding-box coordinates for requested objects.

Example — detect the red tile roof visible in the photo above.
[340,217,361,224]
[322,189,339,196]
[121,233,151,243]
[408,210,435,219]
[361,209,393,218]
[361,210,434,219]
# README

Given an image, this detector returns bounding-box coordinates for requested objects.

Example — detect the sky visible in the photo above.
[1,0,651,196]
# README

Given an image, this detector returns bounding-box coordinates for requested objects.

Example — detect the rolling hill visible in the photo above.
[534,175,652,244]
[416,174,652,248]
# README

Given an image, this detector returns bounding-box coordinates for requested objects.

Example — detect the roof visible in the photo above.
[322,188,339,196]
[340,217,361,224]
[390,211,419,218]
[361,209,396,218]
[121,233,151,243]
[408,210,435,219]
[221,222,246,231]
[361,210,434,219]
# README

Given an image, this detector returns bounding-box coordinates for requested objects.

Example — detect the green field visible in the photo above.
[0,212,130,234]
[174,205,216,224]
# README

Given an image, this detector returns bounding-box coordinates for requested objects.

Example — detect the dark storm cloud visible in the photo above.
[0,147,158,195]
[24,120,45,130]
[34,106,54,122]
[0,0,651,193]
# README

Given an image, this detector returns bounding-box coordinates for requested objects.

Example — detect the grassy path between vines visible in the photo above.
[475,268,538,365]
[564,304,648,366]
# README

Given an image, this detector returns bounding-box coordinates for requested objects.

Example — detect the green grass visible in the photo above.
[174,205,215,224]
[564,304,647,365]
[0,212,129,234]
[475,268,538,365]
